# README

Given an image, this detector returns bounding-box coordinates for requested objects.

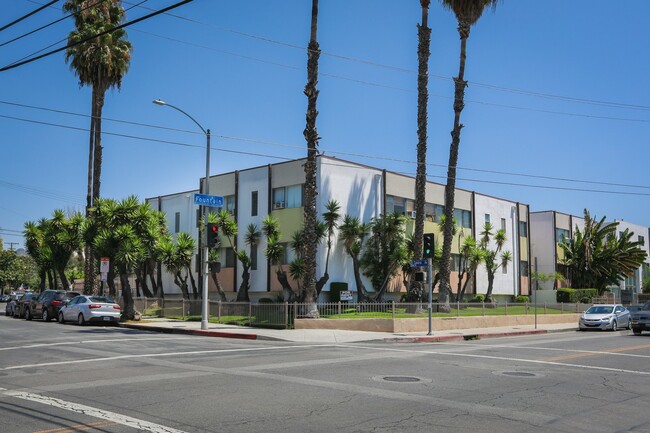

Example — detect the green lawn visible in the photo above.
[318,305,574,319]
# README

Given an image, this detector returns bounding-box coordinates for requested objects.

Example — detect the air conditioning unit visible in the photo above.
[275,201,285,209]
[406,210,417,219]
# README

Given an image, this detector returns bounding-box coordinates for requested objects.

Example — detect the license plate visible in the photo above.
[103,316,111,321]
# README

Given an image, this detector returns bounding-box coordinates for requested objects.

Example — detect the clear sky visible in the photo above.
[2,0,650,250]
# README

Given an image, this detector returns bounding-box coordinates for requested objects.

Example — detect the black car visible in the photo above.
[14,293,35,318]
[26,290,80,322]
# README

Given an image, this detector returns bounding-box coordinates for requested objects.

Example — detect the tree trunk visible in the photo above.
[209,271,228,302]
[39,270,46,291]
[301,0,321,316]
[58,269,70,291]
[485,269,495,303]
[351,254,372,302]
[315,272,329,296]
[276,270,297,302]
[47,270,54,290]
[107,266,116,298]
[188,267,198,299]
[236,265,251,302]
[413,0,431,263]
[120,272,135,321]
[83,86,96,295]
[439,21,470,314]
[174,272,190,299]
[138,266,154,298]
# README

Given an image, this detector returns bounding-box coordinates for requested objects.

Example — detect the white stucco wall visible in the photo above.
[473,194,518,297]
[317,157,383,298]
[613,220,650,292]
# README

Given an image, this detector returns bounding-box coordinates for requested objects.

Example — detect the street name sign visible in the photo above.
[411,259,428,267]
[194,193,224,207]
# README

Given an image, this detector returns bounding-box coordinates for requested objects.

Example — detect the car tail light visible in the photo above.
[89,304,102,309]
[52,300,62,307]
[113,306,121,310]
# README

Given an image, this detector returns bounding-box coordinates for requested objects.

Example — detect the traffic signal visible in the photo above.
[207,223,219,248]
[423,233,434,259]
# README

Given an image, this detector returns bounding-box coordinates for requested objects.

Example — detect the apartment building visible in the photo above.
[150,155,532,301]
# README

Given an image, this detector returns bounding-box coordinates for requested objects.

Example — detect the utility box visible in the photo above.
[329,282,350,302]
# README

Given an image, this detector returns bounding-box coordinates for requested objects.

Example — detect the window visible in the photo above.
[251,191,258,216]
[386,195,405,215]
[225,195,235,215]
[485,214,490,224]
[501,218,506,233]
[250,245,258,271]
[451,254,461,272]
[639,235,645,246]
[273,184,303,209]
[279,242,290,265]
[556,228,570,243]
[520,261,529,277]
[453,209,472,229]
[174,212,180,233]
[519,221,528,237]
[225,248,237,268]
[433,204,445,223]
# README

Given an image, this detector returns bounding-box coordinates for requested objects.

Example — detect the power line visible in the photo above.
[0,0,193,72]
[2,108,650,192]
[122,1,650,113]
[2,112,650,198]
[0,0,60,33]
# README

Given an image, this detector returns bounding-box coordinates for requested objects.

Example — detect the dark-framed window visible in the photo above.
[251,191,258,216]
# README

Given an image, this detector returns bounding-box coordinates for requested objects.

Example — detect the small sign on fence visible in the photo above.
[340,290,353,301]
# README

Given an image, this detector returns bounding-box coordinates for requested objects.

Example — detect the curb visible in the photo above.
[119,323,259,340]
[384,329,549,343]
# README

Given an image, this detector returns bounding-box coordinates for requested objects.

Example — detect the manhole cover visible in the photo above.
[503,371,536,377]
[383,376,421,383]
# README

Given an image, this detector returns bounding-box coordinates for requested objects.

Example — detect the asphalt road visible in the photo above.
[1,313,650,433]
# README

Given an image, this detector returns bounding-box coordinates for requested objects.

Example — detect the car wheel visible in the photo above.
[77,314,85,326]
[58,312,65,324]
[42,309,50,322]
[25,308,32,321]
[633,328,642,335]
[611,320,617,332]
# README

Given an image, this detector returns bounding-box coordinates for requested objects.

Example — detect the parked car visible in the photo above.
[578,304,631,331]
[58,295,121,325]
[26,290,80,322]
[5,293,24,316]
[0,294,9,302]
[630,301,650,335]
[14,292,36,318]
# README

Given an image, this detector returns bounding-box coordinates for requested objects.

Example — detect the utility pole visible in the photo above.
[4,242,19,251]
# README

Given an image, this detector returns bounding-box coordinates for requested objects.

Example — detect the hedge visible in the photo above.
[556,288,598,303]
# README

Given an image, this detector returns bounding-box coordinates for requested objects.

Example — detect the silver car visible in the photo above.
[58,295,121,325]
[579,304,631,331]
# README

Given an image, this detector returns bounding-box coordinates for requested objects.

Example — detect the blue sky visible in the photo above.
[2,0,650,249]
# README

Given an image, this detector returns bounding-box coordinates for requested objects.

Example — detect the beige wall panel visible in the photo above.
[272,159,306,186]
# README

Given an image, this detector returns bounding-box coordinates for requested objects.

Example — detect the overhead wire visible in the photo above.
[0,0,60,32]
[2,111,650,198]
[0,0,192,72]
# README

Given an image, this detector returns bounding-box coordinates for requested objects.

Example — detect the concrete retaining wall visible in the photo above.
[295,314,580,333]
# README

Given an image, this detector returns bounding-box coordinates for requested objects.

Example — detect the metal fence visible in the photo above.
[130,298,589,329]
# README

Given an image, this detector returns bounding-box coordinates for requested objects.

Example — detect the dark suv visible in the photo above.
[26,290,80,322]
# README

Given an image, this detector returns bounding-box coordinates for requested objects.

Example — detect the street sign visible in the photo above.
[100,257,110,273]
[411,259,428,267]
[194,193,224,207]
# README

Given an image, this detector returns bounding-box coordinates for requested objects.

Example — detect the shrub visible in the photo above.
[514,295,529,303]
[556,288,597,303]
[471,294,485,303]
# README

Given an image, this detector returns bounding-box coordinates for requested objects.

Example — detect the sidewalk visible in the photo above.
[119,318,579,343]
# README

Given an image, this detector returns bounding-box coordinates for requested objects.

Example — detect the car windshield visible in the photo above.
[587,306,614,314]
[88,296,115,304]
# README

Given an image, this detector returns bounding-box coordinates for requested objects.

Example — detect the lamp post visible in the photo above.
[153,99,211,330]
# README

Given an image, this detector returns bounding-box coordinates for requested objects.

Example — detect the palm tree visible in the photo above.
[438,0,500,312]
[64,0,132,295]
[44,210,83,290]
[478,222,511,302]
[302,0,321,314]
[339,215,372,302]
[315,200,341,295]
[413,0,431,267]
[159,232,196,300]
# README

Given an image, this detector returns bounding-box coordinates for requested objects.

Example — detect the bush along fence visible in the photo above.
[129,298,591,330]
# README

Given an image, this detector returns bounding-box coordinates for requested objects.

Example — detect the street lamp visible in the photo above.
[153,99,211,331]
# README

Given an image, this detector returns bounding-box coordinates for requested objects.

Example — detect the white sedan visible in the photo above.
[578,304,631,331]
[58,295,121,325]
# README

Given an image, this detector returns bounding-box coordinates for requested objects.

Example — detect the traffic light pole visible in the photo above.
[201,129,211,331]
[427,257,433,335]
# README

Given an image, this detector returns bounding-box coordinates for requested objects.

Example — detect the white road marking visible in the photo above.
[336,344,650,375]
[0,344,329,371]
[427,341,650,358]
[4,391,188,433]
[0,336,191,352]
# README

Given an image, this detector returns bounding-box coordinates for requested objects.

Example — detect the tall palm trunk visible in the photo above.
[302,0,320,315]
[414,0,431,262]
[83,87,97,295]
[439,20,470,313]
